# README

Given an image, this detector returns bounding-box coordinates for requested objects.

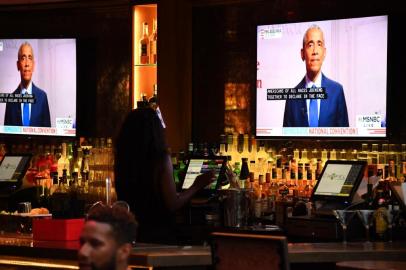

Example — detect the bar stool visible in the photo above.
[211,232,290,270]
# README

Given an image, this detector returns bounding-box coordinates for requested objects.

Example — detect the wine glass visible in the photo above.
[357,210,375,243]
[333,210,356,244]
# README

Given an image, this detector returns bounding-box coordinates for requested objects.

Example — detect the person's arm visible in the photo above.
[160,154,215,212]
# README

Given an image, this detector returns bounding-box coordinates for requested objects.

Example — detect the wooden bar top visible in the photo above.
[336,260,406,270]
[288,241,406,263]
[0,234,211,268]
[131,244,211,267]
[1,234,406,268]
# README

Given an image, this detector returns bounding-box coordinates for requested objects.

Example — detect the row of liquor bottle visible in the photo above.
[28,167,115,219]
[0,137,115,186]
[233,158,404,223]
[215,134,406,181]
[171,139,406,181]
[3,138,117,217]
[139,19,157,65]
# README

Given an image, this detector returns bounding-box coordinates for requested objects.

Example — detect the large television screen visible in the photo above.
[0,39,76,137]
[256,15,388,138]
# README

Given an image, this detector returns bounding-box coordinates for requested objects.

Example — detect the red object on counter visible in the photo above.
[33,218,84,241]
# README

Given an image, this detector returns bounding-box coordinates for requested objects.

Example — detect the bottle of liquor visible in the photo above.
[140,22,149,64]
[67,142,74,177]
[239,158,249,189]
[269,176,278,212]
[149,84,158,110]
[58,143,70,178]
[365,168,375,209]
[304,180,312,200]
[250,160,256,180]
[233,161,241,178]
[171,152,180,186]
[137,92,148,108]
[329,149,337,160]
[321,149,328,167]
[241,134,250,159]
[339,149,347,161]
[49,169,71,218]
[74,145,83,186]
[49,171,60,196]
[278,178,289,202]
[142,93,149,106]
[373,176,391,240]
[81,148,90,184]
[149,18,157,64]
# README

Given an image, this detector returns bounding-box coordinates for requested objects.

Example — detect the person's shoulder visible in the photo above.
[295,77,306,88]
[322,74,343,90]
[31,83,47,95]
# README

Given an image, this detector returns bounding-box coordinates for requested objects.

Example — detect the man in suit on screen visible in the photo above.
[283,25,349,127]
[4,42,51,127]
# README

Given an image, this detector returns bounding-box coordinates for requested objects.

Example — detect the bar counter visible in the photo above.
[1,234,406,269]
[288,241,406,270]
[0,234,211,270]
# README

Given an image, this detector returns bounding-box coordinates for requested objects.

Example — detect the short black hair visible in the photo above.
[86,204,138,245]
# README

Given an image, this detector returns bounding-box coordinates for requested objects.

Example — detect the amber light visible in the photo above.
[224,83,251,134]
[132,4,157,108]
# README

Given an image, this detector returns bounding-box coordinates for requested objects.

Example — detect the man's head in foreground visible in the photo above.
[78,203,138,270]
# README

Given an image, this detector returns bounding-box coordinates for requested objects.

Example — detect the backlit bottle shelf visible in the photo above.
[132,3,157,109]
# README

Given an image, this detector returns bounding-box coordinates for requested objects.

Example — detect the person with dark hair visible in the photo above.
[4,42,51,127]
[283,25,349,127]
[78,203,138,270]
[115,107,215,244]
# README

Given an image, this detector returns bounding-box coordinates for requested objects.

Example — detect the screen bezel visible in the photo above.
[181,156,227,193]
[0,37,78,139]
[311,160,367,203]
[254,14,390,141]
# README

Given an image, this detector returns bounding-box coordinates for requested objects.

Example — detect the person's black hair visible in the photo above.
[114,107,168,220]
[86,204,138,245]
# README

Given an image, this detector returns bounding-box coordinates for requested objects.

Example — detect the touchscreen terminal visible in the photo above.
[182,157,226,190]
[0,154,32,183]
[311,160,366,203]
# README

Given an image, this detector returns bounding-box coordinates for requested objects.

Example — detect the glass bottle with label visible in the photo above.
[58,143,70,178]
[239,158,249,189]
[149,18,157,64]
[140,22,149,64]
[149,84,158,110]
[50,169,71,218]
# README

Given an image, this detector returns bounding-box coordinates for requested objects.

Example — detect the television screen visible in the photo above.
[256,15,388,138]
[0,39,76,137]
